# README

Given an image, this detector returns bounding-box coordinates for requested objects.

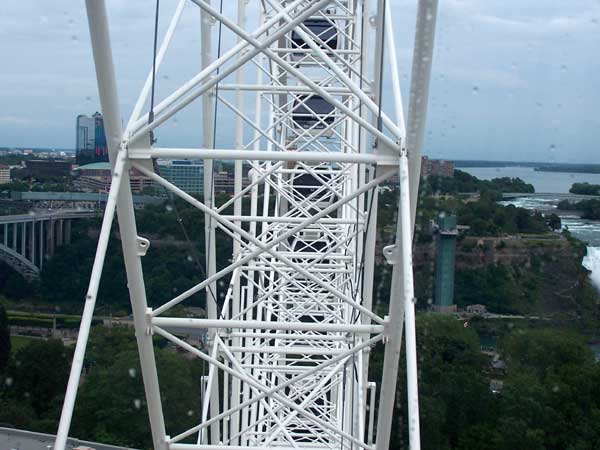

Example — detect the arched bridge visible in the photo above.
[0,210,98,281]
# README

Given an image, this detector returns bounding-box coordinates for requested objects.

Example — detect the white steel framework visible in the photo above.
[55,1,438,450]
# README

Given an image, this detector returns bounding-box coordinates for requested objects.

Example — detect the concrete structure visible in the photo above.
[157,159,204,195]
[433,215,458,313]
[0,210,96,280]
[9,191,162,209]
[73,163,154,194]
[0,163,10,184]
[76,112,109,165]
[0,427,135,450]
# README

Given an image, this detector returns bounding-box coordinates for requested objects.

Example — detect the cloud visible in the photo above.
[0,0,599,162]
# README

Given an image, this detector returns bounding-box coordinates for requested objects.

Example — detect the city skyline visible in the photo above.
[1,0,599,163]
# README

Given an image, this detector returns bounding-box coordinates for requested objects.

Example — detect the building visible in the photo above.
[432,215,458,314]
[385,156,455,186]
[73,162,153,194]
[466,304,487,316]
[24,159,74,179]
[421,156,454,178]
[0,163,10,184]
[158,159,204,195]
[76,112,109,165]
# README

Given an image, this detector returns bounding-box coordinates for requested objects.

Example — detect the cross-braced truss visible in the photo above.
[55,1,439,450]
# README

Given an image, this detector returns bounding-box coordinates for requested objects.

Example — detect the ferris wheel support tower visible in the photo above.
[54,1,439,450]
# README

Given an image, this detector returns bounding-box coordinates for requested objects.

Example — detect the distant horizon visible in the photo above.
[2,146,600,167]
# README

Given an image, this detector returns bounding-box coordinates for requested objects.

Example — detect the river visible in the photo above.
[463,166,600,194]
[462,166,600,291]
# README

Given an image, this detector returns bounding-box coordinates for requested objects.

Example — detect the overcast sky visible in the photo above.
[0,0,599,163]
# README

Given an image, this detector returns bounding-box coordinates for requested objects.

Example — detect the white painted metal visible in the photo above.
[55,1,439,450]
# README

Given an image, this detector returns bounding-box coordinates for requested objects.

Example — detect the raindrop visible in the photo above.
[187,410,194,416]
[165,205,173,212]
[5,377,13,387]
[128,368,137,378]
[163,74,170,81]
[560,64,567,72]
[591,18,598,25]
[85,96,92,102]
[187,255,194,262]
[133,398,142,409]
[552,385,560,393]
[549,144,557,151]
[71,35,79,42]
[368,15,377,27]
[472,86,479,95]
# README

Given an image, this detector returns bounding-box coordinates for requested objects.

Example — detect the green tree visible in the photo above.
[0,305,10,371]
[546,213,562,231]
[0,339,72,432]
[73,347,203,449]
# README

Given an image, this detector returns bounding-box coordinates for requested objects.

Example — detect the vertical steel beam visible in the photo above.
[21,222,26,257]
[405,0,439,227]
[200,2,221,443]
[80,2,168,450]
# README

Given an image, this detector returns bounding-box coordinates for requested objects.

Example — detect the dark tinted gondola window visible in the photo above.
[292,95,335,129]
[291,18,338,50]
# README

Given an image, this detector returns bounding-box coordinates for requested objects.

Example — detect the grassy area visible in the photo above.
[10,334,39,351]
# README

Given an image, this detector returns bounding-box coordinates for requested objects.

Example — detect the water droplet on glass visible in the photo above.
[472,86,479,95]
[186,255,193,262]
[128,368,136,378]
[368,15,377,27]
[85,96,92,102]
[560,64,567,72]
[5,377,13,387]
[71,35,78,42]
[187,410,194,416]
[133,398,142,409]
[166,205,173,212]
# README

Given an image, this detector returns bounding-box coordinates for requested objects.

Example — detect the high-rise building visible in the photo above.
[157,159,204,195]
[76,112,108,165]
[0,163,10,184]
